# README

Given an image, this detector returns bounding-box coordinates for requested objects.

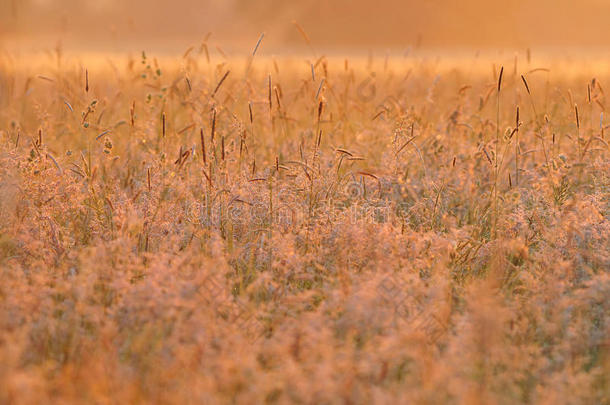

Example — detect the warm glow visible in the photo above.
[0,1,608,404]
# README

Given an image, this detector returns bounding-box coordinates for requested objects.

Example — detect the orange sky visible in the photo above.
[2,0,610,53]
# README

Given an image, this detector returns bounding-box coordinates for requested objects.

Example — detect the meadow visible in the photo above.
[0,46,608,404]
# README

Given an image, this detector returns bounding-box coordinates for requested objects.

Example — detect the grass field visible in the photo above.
[0,48,608,404]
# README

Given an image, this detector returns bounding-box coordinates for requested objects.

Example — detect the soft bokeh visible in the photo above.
[3,0,610,53]
[0,2,609,404]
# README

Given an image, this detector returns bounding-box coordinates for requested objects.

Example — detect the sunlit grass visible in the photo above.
[0,48,608,404]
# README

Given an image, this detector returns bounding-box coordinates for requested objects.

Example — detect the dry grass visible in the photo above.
[0,48,608,404]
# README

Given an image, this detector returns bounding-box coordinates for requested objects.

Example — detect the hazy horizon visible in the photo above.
[3,0,610,54]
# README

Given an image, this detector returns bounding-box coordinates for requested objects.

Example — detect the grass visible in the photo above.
[0,47,608,404]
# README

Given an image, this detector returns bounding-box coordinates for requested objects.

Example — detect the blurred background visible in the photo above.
[1,0,610,54]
